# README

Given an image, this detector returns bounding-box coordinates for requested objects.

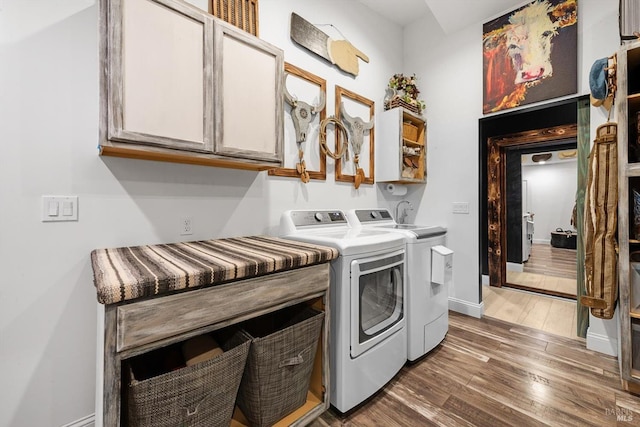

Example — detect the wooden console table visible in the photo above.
[91,236,338,426]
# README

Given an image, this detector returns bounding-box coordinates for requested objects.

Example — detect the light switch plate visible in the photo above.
[42,196,78,222]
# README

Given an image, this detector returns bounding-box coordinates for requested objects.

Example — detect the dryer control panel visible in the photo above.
[354,209,393,223]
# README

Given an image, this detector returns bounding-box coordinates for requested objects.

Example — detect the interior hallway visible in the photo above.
[523,243,577,280]
[507,243,577,299]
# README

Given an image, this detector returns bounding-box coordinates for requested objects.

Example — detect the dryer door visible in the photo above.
[350,249,405,357]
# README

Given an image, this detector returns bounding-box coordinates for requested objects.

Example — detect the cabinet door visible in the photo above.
[213,21,284,162]
[376,108,403,182]
[108,0,214,152]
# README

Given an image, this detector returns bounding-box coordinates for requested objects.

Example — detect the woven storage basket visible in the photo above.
[126,328,251,427]
[237,305,324,427]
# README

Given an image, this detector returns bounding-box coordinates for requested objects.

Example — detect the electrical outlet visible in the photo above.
[180,217,193,235]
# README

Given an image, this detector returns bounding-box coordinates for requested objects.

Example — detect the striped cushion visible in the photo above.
[91,236,338,305]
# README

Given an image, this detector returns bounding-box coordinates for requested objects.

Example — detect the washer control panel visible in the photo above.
[290,210,347,227]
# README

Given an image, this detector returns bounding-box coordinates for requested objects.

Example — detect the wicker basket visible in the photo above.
[403,122,419,142]
[237,305,324,427]
[210,0,259,36]
[126,328,251,427]
[384,96,422,115]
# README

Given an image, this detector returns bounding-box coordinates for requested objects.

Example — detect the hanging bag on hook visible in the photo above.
[581,122,618,319]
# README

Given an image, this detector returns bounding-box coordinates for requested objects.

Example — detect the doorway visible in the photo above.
[486,124,578,288]
[479,95,590,338]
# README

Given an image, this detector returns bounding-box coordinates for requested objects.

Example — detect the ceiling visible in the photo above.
[358,0,527,33]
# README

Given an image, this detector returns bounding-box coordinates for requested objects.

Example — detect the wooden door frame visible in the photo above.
[487,123,578,287]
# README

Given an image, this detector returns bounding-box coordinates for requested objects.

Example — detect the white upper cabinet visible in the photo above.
[213,21,283,163]
[108,0,214,151]
[100,0,284,170]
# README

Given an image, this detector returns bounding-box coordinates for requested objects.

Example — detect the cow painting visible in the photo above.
[483,0,577,114]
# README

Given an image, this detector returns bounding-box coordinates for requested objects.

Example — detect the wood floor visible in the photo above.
[508,243,577,298]
[506,271,577,299]
[523,243,577,279]
[311,311,640,427]
[483,285,578,339]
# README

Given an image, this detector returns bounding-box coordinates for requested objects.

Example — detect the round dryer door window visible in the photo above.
[350,250,405,357]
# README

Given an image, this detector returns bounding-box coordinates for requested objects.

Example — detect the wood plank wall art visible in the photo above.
[269,63,327,181]
[335,86,375,187]
[289,13,369,77]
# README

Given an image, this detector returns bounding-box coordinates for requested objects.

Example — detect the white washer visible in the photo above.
[279,210,407,412]
[347,208,450,361]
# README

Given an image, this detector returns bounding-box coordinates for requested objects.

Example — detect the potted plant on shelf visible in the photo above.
[384,73,426,115]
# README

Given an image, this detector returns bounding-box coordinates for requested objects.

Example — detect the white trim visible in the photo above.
[532,238,551,244]
[95,304,104,427]
[506,262,523,272]
[61,414,95,427]
[481,274,489,286]
[586,328,618,357]
[449,297,483,318]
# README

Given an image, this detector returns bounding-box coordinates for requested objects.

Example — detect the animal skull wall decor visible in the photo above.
[283,73,326,183]
[340,102,374,189]
[283,73,326,143]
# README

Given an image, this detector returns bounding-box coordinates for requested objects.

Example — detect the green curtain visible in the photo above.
[577,96,590,338]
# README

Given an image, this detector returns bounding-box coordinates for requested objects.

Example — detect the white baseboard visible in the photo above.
[586,328,618,357]
[506,262,523,272]
[533,238,550,244]
[449,297,483,319]
[481,274,489,286]
[61,414,94,427]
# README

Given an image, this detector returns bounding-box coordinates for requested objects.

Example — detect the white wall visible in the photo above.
[522,160,578,243]
[0,1,408,425]
[0,0,624,425]
[402,8,482,313]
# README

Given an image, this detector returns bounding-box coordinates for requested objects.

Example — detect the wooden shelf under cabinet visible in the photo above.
[99,144,280,171]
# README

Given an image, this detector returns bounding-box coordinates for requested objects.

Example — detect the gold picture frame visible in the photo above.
[335,86,375,185]
[268,63,327,180]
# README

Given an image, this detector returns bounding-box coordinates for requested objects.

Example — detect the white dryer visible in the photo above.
[279,210,407,412]
[347,209,451,361]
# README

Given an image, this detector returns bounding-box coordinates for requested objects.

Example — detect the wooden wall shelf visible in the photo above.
[377,107,427,183]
